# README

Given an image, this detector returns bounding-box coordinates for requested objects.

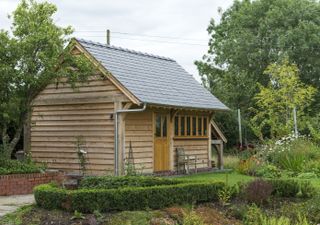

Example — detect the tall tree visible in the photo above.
[0,0,93,158]
[196,0,320,143]
[250,59,316,140]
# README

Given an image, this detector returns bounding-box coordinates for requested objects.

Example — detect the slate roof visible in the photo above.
[77,38,228,111]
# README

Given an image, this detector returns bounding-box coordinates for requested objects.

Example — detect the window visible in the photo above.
[174,115,209,138]
[203,117,207,135]
[180,116,185,136]
[192,117,197,136]
[155,115,167,138]
[186,117,191,136]
[198,117,202,136]
[155,115,161,137]
[174,116,179,136]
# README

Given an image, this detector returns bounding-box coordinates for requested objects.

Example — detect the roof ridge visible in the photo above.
[76,38,175,62]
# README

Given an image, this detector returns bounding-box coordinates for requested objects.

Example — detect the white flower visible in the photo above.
[79,149,87,154]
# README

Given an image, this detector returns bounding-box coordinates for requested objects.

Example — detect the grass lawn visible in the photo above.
[176,171,254,185]
[179,171,320,190]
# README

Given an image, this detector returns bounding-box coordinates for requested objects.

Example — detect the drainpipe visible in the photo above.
[114,103,147,176]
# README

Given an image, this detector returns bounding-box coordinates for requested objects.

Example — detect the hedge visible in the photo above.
[0,159,44,175]
[34,181,226,213]
[268,178,316,198]
[79,176,184,189]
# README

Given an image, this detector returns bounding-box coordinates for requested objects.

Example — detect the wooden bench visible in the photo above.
[176,147,198,174]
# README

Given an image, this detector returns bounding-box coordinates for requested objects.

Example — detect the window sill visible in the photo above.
[173,136,209,140]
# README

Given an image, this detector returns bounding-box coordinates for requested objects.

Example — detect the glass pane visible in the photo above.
[162,116,167,137]
[174,116,179,136]
[180,116,185,136]
[186,116,191,136]
[203,117,207,135]
[198,117,202,136]
[192,117,197,136]
[155,115,161,137]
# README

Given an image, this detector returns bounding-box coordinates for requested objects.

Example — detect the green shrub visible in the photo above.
[34,181,226,213]
[79,176,183,189]
[299,180,317,198]
[303,160,320,176]
[297,172,318,179]
[182,210,205,225]
[0,159,45,175]
[304,195,320,223]
[269,179,301,197]
[237,157,259,175]
[256,164,281,178]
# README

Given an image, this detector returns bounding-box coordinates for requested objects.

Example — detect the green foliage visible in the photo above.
[0,159,45,175]
[0,0,93,157]
[71,210,85,220]
[250,60,316,140]
[297,172,318,179]
[182,210,205,225]
[299,180,317,198]
[269,179,301,198]
[237,157,259,176]
[79,176,183,189]
[256,164,281,178]
[34,181,226,213]
[303,195,320,223]
[217,186,233,206]
[244,204,310,225]
[196,0,320,144]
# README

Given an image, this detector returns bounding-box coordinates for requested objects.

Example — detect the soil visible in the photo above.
[1,203,243,225]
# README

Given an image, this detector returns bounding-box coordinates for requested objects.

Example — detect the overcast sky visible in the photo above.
[1,0,234,82]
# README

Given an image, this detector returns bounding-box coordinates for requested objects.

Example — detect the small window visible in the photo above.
[192,117,197,136]
[203,117,207,136]
[180,116,185,136]
[186,117,191,136]
[155,115,161,137]
[174,116,179,136]
[162,116,167,137]
[198,117,202,136]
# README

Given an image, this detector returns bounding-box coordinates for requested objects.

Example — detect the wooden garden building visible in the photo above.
[27,38,228,175]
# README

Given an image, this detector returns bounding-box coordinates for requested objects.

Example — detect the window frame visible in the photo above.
[174,114,209,139]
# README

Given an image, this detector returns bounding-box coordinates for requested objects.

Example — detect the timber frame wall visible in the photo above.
[30,74,130,175]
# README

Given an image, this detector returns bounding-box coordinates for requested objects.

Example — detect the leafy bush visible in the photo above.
[304,195,320,223]
[243,179,273,205]
[79,176,183,189]
[297,172,318,179]
[256,164,281,178]
[34,181,226,213]
[0,159,45,175]
[182,210,205,225]
[303,160,320,176]
[299,180,317,198]
[237,157,259,175]
[269,179,301,197]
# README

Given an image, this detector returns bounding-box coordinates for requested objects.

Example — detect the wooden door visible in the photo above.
[154,114,170,171]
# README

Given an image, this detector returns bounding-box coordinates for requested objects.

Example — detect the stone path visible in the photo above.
[0,195,34,217]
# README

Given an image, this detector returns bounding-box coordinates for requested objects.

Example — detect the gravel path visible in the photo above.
[0,195,34,217]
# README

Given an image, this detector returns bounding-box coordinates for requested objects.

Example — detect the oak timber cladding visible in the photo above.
[173,139,209,169]
[125,110,153,173]
[30,75,128,175]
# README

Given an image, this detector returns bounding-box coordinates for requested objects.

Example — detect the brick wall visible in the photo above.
[0,172,64,196]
